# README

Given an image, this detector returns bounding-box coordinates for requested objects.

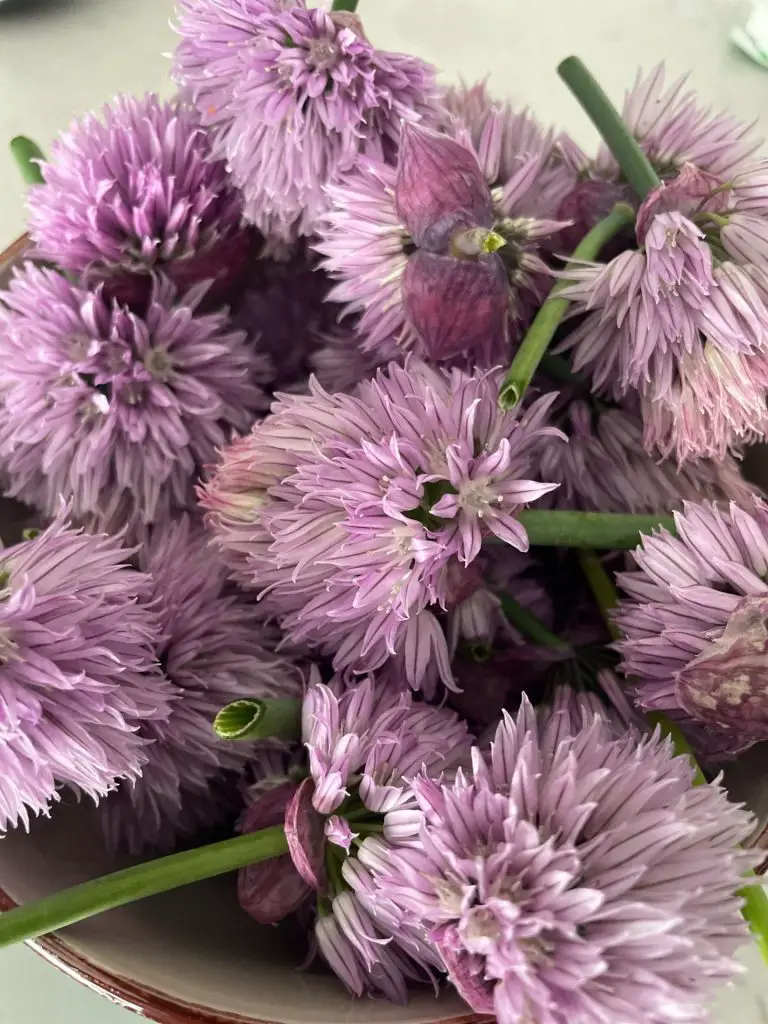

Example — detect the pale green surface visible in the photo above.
[0,944,137,1023]
[0,0,767,1020]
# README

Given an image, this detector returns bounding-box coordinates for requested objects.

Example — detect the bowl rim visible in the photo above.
[0,232,490,1024]
[0,887,489,1024]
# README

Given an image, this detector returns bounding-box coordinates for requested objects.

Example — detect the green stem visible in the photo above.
[498,203,635,409]
[518,510,675,550]
[331,0,358,10]
[740,881,768,964]
[577,550,619,638]
[213,697,302,741]
[497,593,569,650]
[0,827,287,949]
[557,56,661,199]
[9,136,45,187]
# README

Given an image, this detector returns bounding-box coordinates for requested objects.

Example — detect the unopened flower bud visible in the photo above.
[395,123,494,250]
[403,249,508,363]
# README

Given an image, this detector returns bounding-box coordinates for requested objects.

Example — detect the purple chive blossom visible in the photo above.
[536,393,756,513]
[99,517,302,854]
[302,672,472,821]
[559,168,768,462]
[0,514,172,832]
[174,0,439,241]
[202,361,563,689]
[0,265,268,540]
[303,670,472,1003]
[27,94,249,304]
[595,64,762,182]
[245,668,474,998]
[315,124,566,363]
[615,498,768,760]
[369,697,756,1024]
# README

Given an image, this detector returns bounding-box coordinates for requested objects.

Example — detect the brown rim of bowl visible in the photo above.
[0,230,490,1024]
[0,233,30,269]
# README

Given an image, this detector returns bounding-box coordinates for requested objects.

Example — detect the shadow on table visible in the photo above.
[0,0,80,20]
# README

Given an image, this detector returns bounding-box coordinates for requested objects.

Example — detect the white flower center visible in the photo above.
[458,479,501,519]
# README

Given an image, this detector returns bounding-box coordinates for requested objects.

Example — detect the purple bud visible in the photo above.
[395,123,494,250]
[676,596,768,741]
[556,179,627,252]
[237,781,312,925]
[403,248,508,363]
[285,777,328,891]
[324,814,359,852]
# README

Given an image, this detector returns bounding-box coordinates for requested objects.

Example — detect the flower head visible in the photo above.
[100,517,302,853]
[315,123,565,363]
[27,94,248,304]
[615,498,768,759]
[174,0,438,240]
[0,515,172,832]
[537,394,755,513]
[0,265,268,538]
[235,669,472,1000]
[306,671,472,1002]
[559,174,768,461]
[202,361,563,689]
[303,673,471,822]
[596,64,762,182]
[370,697,756,1024]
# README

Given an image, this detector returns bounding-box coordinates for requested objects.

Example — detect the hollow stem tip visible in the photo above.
[557,56,661,200]
[0,827,288,949]
[331,0,358,10]
[498,203,635,410]
[518,510,675,550]
[9,136,46,187]
[213,697,302,741]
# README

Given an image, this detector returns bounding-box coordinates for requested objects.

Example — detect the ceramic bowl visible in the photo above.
[0,236,763,1024]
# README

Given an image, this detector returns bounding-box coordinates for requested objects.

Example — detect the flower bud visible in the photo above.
[676,596,768,741]
[403,249,508,363]
[285,777,328,891]
[395,123,494,250]
[238,781,312,925]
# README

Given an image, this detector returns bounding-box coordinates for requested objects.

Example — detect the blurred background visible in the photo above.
[0,0,767,1020]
